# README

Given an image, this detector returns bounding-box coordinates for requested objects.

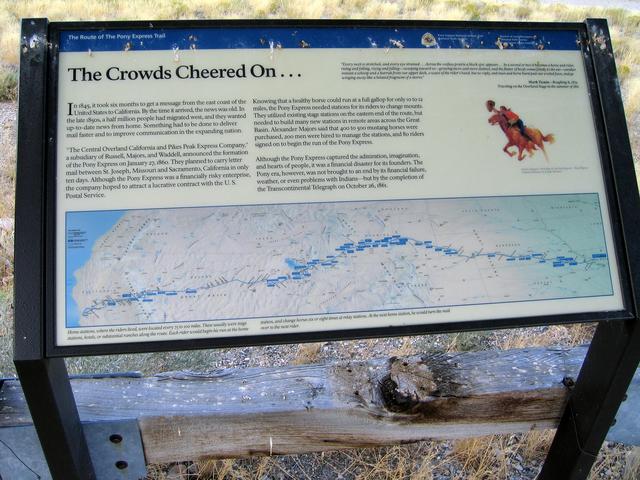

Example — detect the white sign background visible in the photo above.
[55,37,624,346]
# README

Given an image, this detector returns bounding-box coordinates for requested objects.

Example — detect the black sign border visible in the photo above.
[27,19,637,358]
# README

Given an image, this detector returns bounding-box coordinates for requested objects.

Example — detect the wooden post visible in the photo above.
[1,346,585,463]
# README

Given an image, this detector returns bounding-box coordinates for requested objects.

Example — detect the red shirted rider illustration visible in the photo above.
[486,100,531,141]
[498,106,531,141]
[486,99,555,161]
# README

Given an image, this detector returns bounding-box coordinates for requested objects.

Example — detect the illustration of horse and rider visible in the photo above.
[486,100,555,161]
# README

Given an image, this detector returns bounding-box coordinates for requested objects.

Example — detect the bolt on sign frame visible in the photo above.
[13,17,640,479]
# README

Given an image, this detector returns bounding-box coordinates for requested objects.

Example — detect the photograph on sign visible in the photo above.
[55,26,624,346]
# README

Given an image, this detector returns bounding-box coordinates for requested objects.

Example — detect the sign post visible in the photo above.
[13,18,640,479]
[539,18,640,479]
[14,18,96,480]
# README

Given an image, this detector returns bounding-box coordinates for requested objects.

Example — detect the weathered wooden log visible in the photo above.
[0,346,586,463]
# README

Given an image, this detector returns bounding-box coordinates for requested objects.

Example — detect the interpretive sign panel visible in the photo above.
[14,19,638,480]
[52,23,626,349]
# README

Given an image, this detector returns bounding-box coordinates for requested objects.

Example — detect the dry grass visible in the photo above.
[291,342,324,365]
[0,102,14,377]
[90,431,634,479]
[497,323,595,350]
[171,438,639,479]
[0,101,15,371]
[0,66,18,102]
[0,226,13,291]
[590,443,640,480]
[452,433,640,480]
[186,442,447,480]
[451,432,554,478]
[389,336,418,356]
[518,429,556,464]
[623,447,640,480]
[453,435,513,479]
[444,331,493,352]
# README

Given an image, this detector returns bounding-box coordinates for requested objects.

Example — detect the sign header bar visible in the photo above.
[59,27,580,52]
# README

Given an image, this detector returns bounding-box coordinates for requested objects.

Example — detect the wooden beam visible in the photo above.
[0,346,586,463]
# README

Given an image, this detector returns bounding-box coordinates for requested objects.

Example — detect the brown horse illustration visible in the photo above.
[488,112,555,161]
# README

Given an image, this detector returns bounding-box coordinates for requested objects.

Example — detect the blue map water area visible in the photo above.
[66,210,124,327]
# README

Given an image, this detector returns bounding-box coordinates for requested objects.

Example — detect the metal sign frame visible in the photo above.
[30,19,640,358]
[12,18,640,479]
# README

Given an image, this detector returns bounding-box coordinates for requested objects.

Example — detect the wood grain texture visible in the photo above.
[0,346,586,463]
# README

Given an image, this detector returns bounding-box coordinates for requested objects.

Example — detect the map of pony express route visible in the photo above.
[66,194,614,328]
